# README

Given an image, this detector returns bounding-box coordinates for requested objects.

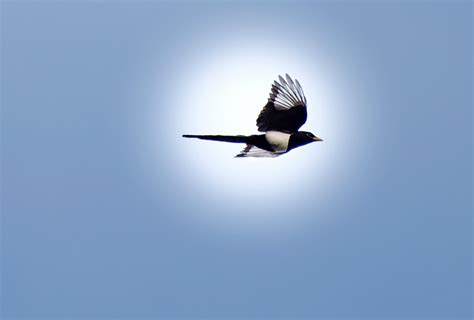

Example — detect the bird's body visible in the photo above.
[265,131,291,153]
[183,74,322,157]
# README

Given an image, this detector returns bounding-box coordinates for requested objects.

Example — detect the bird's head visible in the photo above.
[298,131,323,143]
[288,131,323,151]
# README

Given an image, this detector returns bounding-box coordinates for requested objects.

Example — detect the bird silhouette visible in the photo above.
[183,74,323,157]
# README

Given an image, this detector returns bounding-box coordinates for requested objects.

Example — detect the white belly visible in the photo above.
[265,131,291,153]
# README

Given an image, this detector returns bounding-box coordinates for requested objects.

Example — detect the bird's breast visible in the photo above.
[265,131,291,152]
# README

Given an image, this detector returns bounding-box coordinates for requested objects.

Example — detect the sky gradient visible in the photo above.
[1,1,472,319]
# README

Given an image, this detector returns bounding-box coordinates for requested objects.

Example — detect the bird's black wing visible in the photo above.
[256,74,307,133]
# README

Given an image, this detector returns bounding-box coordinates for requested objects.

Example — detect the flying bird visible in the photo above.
[183,74,323,157]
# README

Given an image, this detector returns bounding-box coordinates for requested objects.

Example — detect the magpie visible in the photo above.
[183,74,323,157]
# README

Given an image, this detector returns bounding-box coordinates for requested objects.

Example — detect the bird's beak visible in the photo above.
[313,136,323,141]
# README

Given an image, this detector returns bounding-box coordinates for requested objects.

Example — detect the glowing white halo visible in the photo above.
[141,34,367,229]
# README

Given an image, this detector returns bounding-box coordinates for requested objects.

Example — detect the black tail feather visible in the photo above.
[182,134,248,144]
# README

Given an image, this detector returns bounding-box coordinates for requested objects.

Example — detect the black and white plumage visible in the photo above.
[257,75,307,133]
[183,74,322,157]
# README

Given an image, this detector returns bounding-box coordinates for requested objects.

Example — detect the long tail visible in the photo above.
[182,134,248,143]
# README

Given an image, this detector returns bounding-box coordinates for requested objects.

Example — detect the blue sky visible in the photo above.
[1,1,472,319]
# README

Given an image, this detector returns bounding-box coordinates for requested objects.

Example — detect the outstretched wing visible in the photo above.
[235,145,281,158]
[256,74,307,133]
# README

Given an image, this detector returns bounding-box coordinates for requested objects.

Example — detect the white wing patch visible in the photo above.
[235,145,281,158]
[269,74,307,111]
